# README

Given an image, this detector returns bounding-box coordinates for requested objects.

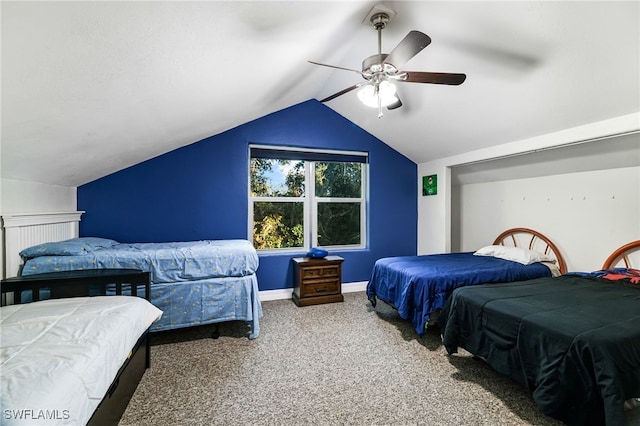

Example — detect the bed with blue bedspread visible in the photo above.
[367,228,566,335]
[19,237,263,338]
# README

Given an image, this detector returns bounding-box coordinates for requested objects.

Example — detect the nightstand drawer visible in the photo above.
[301,279,340,296]
[302,265,339,279]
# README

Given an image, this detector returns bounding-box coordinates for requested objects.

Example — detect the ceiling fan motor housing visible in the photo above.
[362,53,398,75]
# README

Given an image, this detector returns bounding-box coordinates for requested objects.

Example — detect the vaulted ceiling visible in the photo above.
[2,1,639,187]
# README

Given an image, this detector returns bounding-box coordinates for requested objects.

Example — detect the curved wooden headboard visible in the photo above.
[602,240,640,269]
[492,227,567,274]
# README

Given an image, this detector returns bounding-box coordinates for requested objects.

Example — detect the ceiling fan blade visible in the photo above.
[383,31,432,69]
[386,97,403,110]
[308,61,366,76]
[400,71,467,85]
[319,84,361,103]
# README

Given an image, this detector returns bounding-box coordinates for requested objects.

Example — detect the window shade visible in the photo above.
[250,147,368,164]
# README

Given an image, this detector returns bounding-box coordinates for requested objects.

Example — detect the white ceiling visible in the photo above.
[2,1,639,187]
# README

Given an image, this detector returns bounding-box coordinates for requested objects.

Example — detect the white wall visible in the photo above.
[0,178,77,278]
[1,178,77,214]
[418,113,640,262]
[453,167,640,271]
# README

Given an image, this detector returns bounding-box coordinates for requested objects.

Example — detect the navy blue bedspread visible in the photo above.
[366,252,552,335]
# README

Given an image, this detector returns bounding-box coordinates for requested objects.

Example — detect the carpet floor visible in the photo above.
[119,292,639,425]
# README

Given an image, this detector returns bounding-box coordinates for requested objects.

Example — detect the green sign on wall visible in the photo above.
[422,174,437,196]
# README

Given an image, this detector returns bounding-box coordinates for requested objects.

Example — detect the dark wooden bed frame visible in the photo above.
[0,269,151,426]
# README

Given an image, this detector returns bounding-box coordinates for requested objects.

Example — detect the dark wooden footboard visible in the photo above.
[1,268,150,304]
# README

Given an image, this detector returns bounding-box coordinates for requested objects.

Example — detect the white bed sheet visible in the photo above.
[1,296,162,425]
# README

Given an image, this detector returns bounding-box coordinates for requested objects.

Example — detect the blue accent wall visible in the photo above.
[78,100,417,291]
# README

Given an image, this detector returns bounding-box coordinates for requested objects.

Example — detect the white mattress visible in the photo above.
[1,296,162,425]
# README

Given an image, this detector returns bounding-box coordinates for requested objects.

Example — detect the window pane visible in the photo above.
[250,158,305,197]
[253,202,304,249]
[317,202,361,246]
[315,162,361,198]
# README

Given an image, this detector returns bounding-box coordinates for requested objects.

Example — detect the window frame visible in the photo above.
[248,145,368,254]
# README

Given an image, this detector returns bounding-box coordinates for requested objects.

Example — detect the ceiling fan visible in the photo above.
[310,8,466,118]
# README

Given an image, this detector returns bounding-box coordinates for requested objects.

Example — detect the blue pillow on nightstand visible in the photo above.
[306,247,328,259]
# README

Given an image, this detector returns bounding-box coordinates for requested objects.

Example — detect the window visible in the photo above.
[249,146,367,252]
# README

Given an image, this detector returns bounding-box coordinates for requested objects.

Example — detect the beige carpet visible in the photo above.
[119,292,636,425]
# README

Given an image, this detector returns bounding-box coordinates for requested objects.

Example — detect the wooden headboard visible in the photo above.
[602,240,640,269]
[492,227,567,274]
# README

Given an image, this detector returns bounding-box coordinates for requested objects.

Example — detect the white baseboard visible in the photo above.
[259,281,367,302]
[259,289,293,302]
[342,281,368,293]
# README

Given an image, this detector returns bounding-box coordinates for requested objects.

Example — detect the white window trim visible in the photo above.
[249,146,368,253]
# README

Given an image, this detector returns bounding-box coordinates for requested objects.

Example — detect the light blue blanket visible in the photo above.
[150,274,262,338]
[21,239,259,283]
[19,238,263,338]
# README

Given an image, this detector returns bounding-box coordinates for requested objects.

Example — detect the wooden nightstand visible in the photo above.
[292,255,344,307]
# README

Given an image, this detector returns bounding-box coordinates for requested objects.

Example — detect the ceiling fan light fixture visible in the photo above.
[310,5,465,116]
[357,80,398,108]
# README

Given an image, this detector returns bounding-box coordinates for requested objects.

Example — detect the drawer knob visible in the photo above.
[314,286,329,292]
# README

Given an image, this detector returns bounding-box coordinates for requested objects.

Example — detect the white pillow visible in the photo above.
[473,245,555,265]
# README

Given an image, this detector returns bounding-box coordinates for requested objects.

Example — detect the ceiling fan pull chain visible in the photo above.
[377,84,383,118]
